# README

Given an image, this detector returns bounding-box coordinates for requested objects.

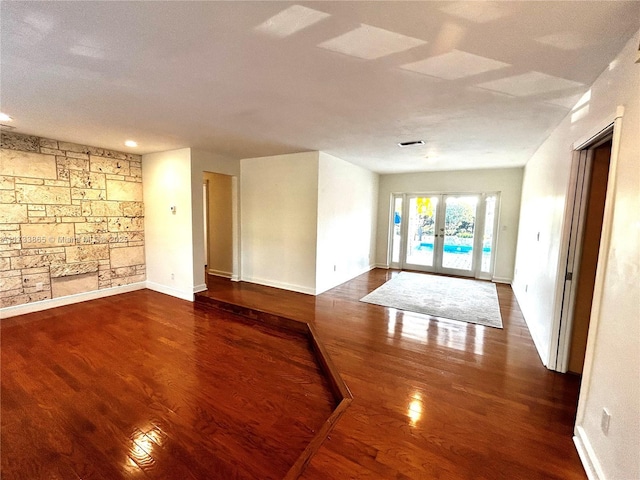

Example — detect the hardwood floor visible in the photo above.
[200,269,586,479]
[1,292,335,479]
[1,268,586,479]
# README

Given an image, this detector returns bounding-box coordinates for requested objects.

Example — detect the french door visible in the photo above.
[390,193,498,278]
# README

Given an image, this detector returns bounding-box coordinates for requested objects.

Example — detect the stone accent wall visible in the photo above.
[0,132,145,308]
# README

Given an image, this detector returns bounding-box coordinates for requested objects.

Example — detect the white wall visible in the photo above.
[190,149,240,287]
[375,168,523,282]
[240,152,319,294]
[143,148,195,300]
[513,32,640,480]
[316,152,378,294]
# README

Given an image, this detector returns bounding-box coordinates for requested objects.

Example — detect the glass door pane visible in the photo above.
[441,195,478,272]
[481,195,496,273]
[405,196,438,268]
[391,196,403,264]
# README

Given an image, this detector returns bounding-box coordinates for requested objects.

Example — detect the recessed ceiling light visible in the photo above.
[398,140,425,148]
[255,5,330,38]
[124,140,138,147]
[400,50,510,80]
[318,24,426,60]
[0,112,13,122]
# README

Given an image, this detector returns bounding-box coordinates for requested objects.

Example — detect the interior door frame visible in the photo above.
[388,191,500,279]
[547,106,624,376]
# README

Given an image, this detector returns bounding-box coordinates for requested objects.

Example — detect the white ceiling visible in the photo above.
[1,1,638,173]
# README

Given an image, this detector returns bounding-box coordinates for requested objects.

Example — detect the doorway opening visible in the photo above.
[389,192,499,279]
[203,171,235,280]
[555,130,613,374]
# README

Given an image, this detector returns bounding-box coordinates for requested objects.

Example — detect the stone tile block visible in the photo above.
[70,170,106,190]
[120,201,144,217]
[0,257,10,271]
[0,149,57,179]
[0,224,19,231]
[66,151,89,160]
[107,217,144,232]
[57,167,70,181]
[40,138,59,149]
[65,244,109,263]
[51,272,98,298]
[40,148,65,156]
[90,156,130,176]
[1,204,28,223]
[98,150,127,160]
[111,273,145,287]
[58,141,91,154]
[75,221,108,235]
[28,217,57,223]
[0,270,21,278]
[1,132,39,151]
[21,267,49,274]
[56,156,89,171]
[16,184,71,205]
[15,177,45,185]
[22,272,49,288]
[82,200,121,217]
[44,180,71,187]
[50,261,99,278]
[106,180,141,202]
[10,253,65,270]
[110,246,144,268]
[1,291,50,308]
[0,176,15,190]
[112,266,136,277]
[71,188,106,200]
[0,190,16,203]
[20,223,75,248]
[46,205,82,217]
[0,275,22,292]
[20,247,64,255]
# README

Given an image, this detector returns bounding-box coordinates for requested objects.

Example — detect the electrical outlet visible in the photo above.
[601,408,611,435]
[35,282,43,292]
[333,265,337,272]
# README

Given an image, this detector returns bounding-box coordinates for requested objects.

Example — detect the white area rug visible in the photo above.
[360,272,503,329]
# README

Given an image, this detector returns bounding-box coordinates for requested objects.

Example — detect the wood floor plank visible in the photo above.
[200,270,586,479]
[1,292,335,480]
[2,269,586,479]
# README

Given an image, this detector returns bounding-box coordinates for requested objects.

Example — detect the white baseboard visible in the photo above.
[145,281,195,301]
[193,283,208,294]
[207,268,232,279]
[574,426,604,480]
[374,263,390,269]
[0,282,146,319]
[492,276,513,284]
[241,276,315,295]
[231,274,239,282]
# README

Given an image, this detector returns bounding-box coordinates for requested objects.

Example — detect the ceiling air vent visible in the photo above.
[398,140,425,147]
